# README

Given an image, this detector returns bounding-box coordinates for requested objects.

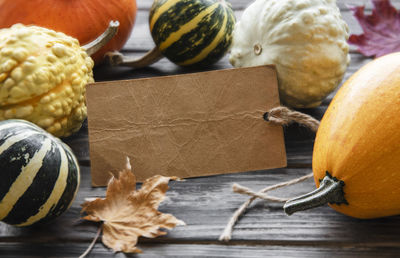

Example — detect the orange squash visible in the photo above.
[284,52,400,219]
[0,0,137,64]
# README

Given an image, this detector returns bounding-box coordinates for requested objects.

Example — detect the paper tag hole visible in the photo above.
[263,112,269,121]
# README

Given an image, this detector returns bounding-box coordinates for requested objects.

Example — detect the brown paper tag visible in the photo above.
[86,65,286,186]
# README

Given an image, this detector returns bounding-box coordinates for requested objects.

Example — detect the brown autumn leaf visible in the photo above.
[81,158,185,253]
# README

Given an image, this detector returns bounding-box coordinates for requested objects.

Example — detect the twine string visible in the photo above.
[233,184,289,202]
[219,106,319,242]
[265,106,320,132]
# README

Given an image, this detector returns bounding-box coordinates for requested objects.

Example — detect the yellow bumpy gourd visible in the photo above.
[0,24,94,137]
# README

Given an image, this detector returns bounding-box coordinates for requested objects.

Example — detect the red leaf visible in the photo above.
[349,0,400,57]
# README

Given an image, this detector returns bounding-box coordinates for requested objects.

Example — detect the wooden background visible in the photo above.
[2,0,400,257]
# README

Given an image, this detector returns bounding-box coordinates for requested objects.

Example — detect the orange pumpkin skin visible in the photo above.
[0,0,137,64]
[313,52,400,219]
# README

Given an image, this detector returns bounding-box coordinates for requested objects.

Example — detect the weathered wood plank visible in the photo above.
[136,0,400,11]
[2,242,400,258]
[2,167,400,245]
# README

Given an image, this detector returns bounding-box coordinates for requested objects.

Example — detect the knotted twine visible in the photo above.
[219,106,320,242]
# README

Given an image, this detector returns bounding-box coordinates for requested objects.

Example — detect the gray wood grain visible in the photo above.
[2,167,400,246]
[136,0,400,11]
[2,243,400,258]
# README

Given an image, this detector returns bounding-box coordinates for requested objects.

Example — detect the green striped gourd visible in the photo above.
[149,0,236,66]
[0,120,80,227]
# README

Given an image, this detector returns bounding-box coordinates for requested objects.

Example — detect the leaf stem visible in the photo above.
[79,224,102,258]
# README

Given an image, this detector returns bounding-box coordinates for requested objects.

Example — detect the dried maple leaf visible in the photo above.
[81,158,185,253]
[349,0,400,57]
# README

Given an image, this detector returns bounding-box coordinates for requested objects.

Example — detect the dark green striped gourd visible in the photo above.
[149,0,235,66]
[0,120,80,227]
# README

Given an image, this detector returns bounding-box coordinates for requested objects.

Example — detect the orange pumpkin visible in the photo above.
[284,52,400,219]
[0,0,137,64]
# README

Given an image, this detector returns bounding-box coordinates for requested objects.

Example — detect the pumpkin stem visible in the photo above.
[283,172,348,215]
[82,21,119,56]
[105,47,164,68]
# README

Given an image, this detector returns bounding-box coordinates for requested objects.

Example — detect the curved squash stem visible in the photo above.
[283,171,348,215]
[105,47,164,68]
[79,224,102,258]
[82,21,119,56]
